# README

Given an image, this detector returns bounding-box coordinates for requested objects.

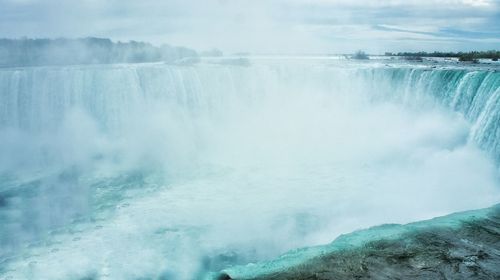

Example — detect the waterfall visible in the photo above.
[0,60,499,279]
[1,62,498,161]
[360,67,499,162]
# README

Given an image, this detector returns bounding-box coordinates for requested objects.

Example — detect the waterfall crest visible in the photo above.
[1,62,498,161]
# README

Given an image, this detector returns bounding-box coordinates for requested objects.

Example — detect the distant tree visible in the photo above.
[352,50,369,60]
[458,53,479,63]
[402,56,423,62]
[0,38,198,67]
[200,48,223,57]
[392,50,499,62]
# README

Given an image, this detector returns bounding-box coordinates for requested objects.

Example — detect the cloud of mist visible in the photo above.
[1,61,499,278]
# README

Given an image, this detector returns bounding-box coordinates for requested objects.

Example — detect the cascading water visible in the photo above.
[359,67,500,162]
[0,58,499,279]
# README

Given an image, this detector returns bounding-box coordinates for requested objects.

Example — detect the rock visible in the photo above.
[222,205,500,280]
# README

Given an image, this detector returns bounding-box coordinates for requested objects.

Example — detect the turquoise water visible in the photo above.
[0,59,499,279]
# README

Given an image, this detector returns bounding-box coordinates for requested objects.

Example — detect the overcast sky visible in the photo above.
[1,0,499,53]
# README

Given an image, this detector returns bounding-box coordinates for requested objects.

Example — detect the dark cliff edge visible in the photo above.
[216,204,500,280]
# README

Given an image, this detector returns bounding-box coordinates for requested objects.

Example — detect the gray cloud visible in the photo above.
[0,0,499,53]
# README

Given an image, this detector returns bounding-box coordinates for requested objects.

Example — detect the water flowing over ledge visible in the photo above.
[1,60,498,162]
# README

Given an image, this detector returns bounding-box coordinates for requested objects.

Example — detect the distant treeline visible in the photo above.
[385,50,499,62]
[0,38,198,67]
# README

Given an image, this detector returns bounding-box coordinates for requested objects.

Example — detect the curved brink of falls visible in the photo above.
[1,64,498,161]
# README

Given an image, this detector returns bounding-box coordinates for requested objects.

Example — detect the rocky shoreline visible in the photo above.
[218,204,500,280]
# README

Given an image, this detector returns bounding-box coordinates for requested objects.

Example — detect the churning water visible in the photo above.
[0,58,499,279]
